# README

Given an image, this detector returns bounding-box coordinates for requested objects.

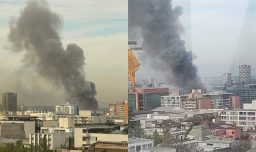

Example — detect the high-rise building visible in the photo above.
[128,87,169,112]
[239,64,251,84]
[223,73,232,87]
[109,101,128,122]
[2,92,17,114]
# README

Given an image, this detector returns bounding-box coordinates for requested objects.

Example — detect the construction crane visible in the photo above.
[128,48,140,90]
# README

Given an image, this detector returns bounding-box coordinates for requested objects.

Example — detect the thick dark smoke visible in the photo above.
[8,0,98,109]
[129,0,204,91]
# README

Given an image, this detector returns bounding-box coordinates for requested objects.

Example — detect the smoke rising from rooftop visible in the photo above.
[129,0,204,91]
[8,0,97,109]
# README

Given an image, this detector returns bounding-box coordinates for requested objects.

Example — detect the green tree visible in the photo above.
[0,139,55,152]
[153,130,163,146]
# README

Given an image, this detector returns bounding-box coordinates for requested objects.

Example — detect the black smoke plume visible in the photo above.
[129,0,204,91]
[8,0,97,109]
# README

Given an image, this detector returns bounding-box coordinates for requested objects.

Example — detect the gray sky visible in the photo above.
[137,0,256,79]
[0,0,127,108]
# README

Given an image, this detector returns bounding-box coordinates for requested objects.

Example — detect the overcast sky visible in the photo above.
[137,0,256,80]
[0,0,127,108]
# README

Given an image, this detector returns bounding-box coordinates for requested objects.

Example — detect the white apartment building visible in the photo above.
[183,99,198,110]
[29,132,73,150]
[221,109,256,130]
[55,102,78,115]
[128,137,154,152]
[161,94,182,108]
[74,126,127,149]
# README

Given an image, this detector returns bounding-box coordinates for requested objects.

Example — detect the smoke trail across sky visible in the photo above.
[129,0,203,91]
[8,0,97,109]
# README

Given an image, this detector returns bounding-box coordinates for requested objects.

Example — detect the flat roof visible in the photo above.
[128,137,153,144]
[75,125,117,129]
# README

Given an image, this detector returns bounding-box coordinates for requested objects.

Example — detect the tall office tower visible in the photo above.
[239,65,251,84]
[223,73,232,87]
[128,87,169,112]
[2,92,17,114]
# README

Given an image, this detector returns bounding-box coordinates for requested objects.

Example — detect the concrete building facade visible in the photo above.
[29,132,73,150]
[221,109,256,130]
[160,94,183,108]
[74,127,127,149]
[55,102,78,115]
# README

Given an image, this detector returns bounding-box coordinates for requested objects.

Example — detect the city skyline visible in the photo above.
[0,0,128,108]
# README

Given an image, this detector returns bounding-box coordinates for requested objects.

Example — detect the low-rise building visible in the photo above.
[59,117,75,128]
[178,139,239,152]
[128,137,154,152]
[91,141,128,152]
[29,132,73,150]
[221,109,256,130]
[74,125,127,149]
[211,124,242,139]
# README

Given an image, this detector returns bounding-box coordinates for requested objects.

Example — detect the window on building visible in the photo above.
[248,112,255,115]
[83,137,89,141]
[239,117,246,120]
[83,129,87,133]
[239,112,246,115]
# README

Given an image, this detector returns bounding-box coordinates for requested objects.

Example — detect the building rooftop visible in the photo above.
[128,137,153,144]
[143,147,176,152]
[75,125,116,129]
[223,109,256,112]
[151,107,185,113]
